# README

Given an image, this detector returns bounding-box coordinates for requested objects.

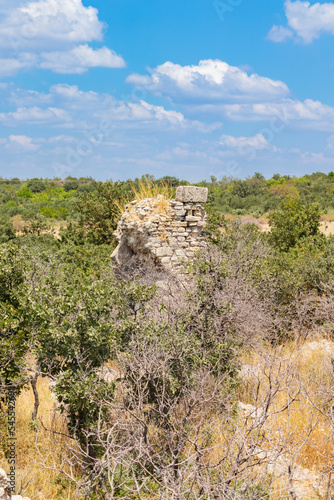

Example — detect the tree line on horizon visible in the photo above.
[0,170,334,245]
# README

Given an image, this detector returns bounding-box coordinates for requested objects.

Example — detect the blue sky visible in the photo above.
[0,0,334,181]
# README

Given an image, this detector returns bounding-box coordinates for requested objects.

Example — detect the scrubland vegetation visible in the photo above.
[1,172,334,499]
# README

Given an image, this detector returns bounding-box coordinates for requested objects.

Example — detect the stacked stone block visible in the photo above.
[112,186,208,269]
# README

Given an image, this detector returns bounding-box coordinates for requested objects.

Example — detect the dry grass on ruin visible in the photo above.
[115,179,175,217]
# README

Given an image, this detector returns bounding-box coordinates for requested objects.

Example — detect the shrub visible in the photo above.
[5,201,17,208]
[0,217,15,243]
[27,178,46,193]
[39,205,68,219]
[17,185,33,198]
[63,180,79,192]
[269,199,323,252]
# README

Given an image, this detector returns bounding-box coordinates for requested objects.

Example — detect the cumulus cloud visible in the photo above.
[269,0,334,44]
[0,84,214,132]
[8,134,40,151]
[219,98,334,131]
[0,54,37,78]
[126,59,289,104]
[0,106,72,126]
[0,0,104,50]
[40,44,125,73]
[126,58,334,131]
[267,25,294,42]
[220,133,272,151]
[0,0,125,76]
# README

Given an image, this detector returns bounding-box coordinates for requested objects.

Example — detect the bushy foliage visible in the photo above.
[73,181,128,245]
[27,178,45,193]
[0,216,15,243]
[269,198,324,252]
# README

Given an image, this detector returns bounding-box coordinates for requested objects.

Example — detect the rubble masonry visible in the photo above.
[112,186,208,269]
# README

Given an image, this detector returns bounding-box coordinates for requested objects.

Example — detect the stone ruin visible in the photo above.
[112,186,208,270]
[0,468,30,500]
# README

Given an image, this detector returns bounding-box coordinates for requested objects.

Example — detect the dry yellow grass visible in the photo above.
[115,179,175,217]
[238,339,334,473]
[0,377,76,499]
[2,337,334,499]
[130,179,175,203]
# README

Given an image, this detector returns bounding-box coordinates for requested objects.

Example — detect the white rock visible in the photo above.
[0,469,30,500]
[175,186,208,203]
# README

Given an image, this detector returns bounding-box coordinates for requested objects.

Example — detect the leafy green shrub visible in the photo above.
[17,185,33,198]
[6,201,17,208]
[75,181,128,245]
[27,178,45,193]
[269,199,324,252]
[39,205,68,219]
[63,180,79,192]
[0,217,15,243]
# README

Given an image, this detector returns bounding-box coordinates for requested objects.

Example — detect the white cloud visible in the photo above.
[0,53,37,78]
[326,135,334,152]
[40,44,125,73]
[0,0,104,50]
[50,83,100,102]
[267,25,294,42]
[126,59,334,132]
[0,84,213,132]
[127,59,289,104]
[220,133,272,151]
[269,0,334,44]
[0,106,72,126]
[0,0,125,76]
[8,134,40,151]
[219,98,334,131]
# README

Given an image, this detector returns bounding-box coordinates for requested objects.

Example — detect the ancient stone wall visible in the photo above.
[112,186,208,269]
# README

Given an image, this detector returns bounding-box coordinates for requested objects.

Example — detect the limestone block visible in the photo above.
[173,221,188,227]
[185,216,201,222]
[175,186,208,203]
[161,257,171,264]
[155,247,173,257]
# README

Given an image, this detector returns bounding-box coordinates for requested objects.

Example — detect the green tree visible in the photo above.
[32,255,155,452]
[0,245,33,391]
[27,178,45,193]
[0,217,15,244]
[269,199,324,252]
[63,180,79,192]
[74,181,128,245]
[17,185,33,198]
